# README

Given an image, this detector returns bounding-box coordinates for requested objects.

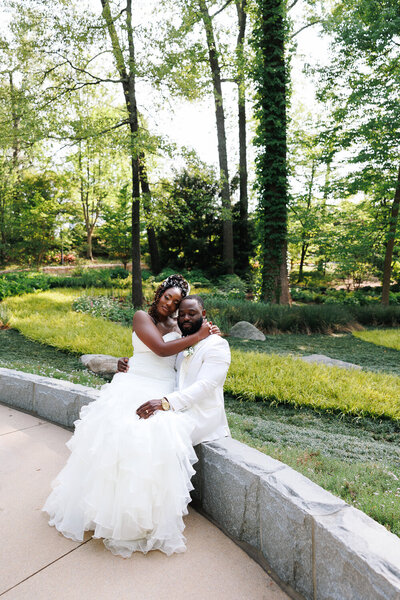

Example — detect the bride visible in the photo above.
[43,274,216,558]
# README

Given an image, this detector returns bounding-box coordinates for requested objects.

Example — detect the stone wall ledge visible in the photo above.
[1,367,399,600]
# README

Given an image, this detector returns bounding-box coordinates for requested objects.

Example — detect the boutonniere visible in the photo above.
[183,346,195,358]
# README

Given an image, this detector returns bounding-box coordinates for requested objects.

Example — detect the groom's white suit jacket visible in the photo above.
[166,335,231,446]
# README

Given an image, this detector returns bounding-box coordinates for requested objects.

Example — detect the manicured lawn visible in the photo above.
[353,328,400,352]
[0,328,106,387]
[4,289,132,356]
[229,332,400,377]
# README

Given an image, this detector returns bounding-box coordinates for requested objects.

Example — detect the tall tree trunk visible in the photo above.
[138,158,161,274]
[298,243,308,282]
[381,164,400,305]
[198,0,234,273]
[298,160,315,282]
[100,0,143,306]
[0,198,6,266]
[9,72,21,170]
[235,0,249,272]
[86,229,93,261]
[252,0,290,304]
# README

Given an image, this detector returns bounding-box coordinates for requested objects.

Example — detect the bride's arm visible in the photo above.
[132,311,210,357]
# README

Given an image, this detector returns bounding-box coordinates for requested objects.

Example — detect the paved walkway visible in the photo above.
[0,404,290,600]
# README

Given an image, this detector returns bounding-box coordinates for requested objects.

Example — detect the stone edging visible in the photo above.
[1,367,400,600]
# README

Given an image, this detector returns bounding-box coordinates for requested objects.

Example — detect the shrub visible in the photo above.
[0,304,10,327]
[73,295,134,327]
[203,297,400,334]
[0,272,52,300]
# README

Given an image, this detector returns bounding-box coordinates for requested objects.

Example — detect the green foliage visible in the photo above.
[0,268,131,301]
[73,295,134,327]
[229,331,400,377]
[155,166,223,273]
[0,328,106,388]
[353,329,400,352]
[69,289,400,334]
[228,398,400,536]
[100,186,132,269]
[4,289,132,356]
[5,289,400,424]
[251,0,288,302]
[203,297,400,334]
[207,274,248,299]
[319,0,400,296]
[0,303,10,327]
[0,272,52,300]
[290,286,400,306]
[226,349,400,420]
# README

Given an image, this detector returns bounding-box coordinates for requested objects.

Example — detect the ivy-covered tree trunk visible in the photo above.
[198,0,234,274]
[381,164,400,305]
[100,0,142,307]
[252,0,290,304]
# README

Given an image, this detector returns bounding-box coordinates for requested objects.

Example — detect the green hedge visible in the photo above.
[0,268,131,301]
[203,297,400,334]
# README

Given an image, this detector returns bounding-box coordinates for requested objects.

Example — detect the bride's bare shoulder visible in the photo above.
[132,310,152,329]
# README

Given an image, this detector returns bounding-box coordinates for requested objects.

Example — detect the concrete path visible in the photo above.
[0,404,290,600]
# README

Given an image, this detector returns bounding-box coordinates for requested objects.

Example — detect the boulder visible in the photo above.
[301,354,362,371]
[229,321,266,341]
[80,354,119,378]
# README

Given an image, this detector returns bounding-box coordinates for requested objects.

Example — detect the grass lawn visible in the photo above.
[353,328,400,352]
[0,328,106,388]
[229,331,400,377]
[2,289,400,535]
[4,289,132,356]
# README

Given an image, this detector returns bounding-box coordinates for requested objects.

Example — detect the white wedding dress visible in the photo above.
[43,332,197,558]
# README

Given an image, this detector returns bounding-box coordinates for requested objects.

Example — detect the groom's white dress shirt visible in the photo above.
[166,334,231,446]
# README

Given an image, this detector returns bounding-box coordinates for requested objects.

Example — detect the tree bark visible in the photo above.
[252,0,290,304]
[138,158,161,274]
[9,72,21,170]
[235,0,249,272]
[100,0,143,306]
[198,0,234,273]
[298,242,308,282]
[381,164,400,305]
[298,160,315,282]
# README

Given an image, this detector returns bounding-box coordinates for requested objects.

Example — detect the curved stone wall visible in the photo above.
[1,367,400,600]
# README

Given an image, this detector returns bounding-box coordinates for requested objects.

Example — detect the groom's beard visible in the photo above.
[178,316,203,337]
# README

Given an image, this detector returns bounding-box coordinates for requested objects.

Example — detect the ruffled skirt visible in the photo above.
[43,372,197,557]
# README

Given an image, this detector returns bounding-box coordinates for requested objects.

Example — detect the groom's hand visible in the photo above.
[117,357,129,373]
[136,399,162,419]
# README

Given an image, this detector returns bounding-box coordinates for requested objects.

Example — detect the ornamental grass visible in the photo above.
[4,289,132,357]
[353,328,400,351]
[225,349,400,421]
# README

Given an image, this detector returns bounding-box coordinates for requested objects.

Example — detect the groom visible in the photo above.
[117,295,231,446]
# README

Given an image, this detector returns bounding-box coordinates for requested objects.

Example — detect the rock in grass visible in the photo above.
[81,354,119,378]
[229,321,266,341]
[301,354,362,371]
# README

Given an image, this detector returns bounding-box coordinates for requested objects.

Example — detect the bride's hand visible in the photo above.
[209,322,221,336]
[197,320,212,341]
[137,399,162,419]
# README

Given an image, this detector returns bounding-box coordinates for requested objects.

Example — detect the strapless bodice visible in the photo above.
[128,331,180,381]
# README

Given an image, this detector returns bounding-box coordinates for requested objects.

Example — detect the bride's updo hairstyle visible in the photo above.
[148,274,190,322]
